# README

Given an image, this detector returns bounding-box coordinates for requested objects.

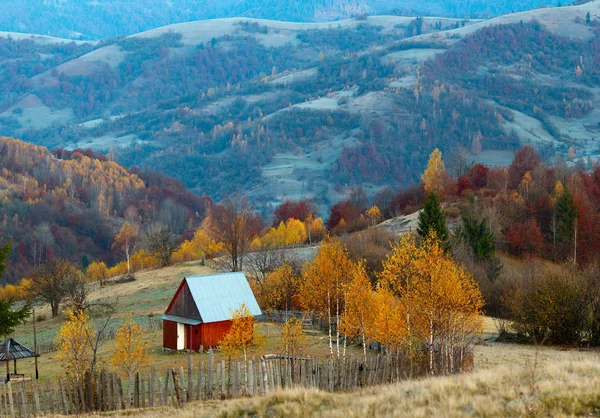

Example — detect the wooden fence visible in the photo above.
[0,350,470,416]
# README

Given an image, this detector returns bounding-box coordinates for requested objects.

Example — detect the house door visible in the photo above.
[177,323,185,350]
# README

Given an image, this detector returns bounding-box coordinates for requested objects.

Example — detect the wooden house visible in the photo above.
[161,272,262,351]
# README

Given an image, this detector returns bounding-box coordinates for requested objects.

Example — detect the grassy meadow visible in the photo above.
[11,261,360,381]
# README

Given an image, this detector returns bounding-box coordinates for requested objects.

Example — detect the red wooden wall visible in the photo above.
[163,320,178,350]
[200,320,233,348]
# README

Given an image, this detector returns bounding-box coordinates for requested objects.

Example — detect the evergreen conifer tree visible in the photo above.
[417,192,448,242]
[555,189,577,258]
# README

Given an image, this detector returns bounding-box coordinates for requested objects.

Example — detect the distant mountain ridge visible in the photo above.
[0,2,599,214]
[0,0,563,39]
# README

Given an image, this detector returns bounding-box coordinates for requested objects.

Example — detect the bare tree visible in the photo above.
[208,192,261,272]
[447,145,470,179]
[146,224,177,267]
[84,300,117,375]
[30,259,81,317]
[245,247,286,284]
[62,267,89,312]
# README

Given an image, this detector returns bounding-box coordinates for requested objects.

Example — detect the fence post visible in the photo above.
[141,375,146,408]
[58,379,68,415]
[170,369,179,407]
[207,350,214,399]
[215,363,221,400]
[106,373,113,411]
[259,359,267,395]
[221,360,226,397]
[148,368,154,407]
[53,381,61,415]
[178,367,186,406]
[156,371,163,407]
[195,362,202,401]
[187,356,193,402]
[134,373,139,409]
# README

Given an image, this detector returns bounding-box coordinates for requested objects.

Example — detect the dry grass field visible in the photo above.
[84,354,600,417]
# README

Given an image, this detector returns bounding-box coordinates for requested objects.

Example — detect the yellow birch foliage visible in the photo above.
[281,317,306,358]
[256,263,301,311]
[300,238,354,357]
[379,234,484,371]
[259,219,307,248]
[370,287,408,353]
[219,304,266,362]
[86,261,109,284]
[366,205,382,226]
[341,262,375,360]
[55,309,95,380]
[111,315,150,380]
[172,227,224,263]
[306,216,327,243]
[549,180,565,207]
[422,148,447,196]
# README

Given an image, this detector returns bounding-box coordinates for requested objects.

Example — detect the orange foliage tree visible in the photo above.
[219,304,265,363]
[253,263,301,312]
[300,238,354,359]
[379,234,483,374]
[341,262,375,361]
[422,148,448,196]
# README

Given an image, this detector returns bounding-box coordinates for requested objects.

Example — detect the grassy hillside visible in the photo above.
[0,0,564,39]
[13,261,362,381]
[1,2,599,212]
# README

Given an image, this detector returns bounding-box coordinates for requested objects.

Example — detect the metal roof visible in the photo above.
[160,315,202,325]
[184,272,262,323]
[0,339,39,361]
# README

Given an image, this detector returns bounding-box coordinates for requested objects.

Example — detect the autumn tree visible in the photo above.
[56,309,95,381]
[273,200,317,225]
[305,215,327,244]
[341,262,374,362]
[219,304,265,362]
[30,259,82,317]
[504,219,544,257]
[422,148,448,196]
[281,317,306,376]
[111,315,150,402]
[508,146,541,188]
[379,235,484,374]
[253,262,301,312]
[146,224,177,267]
[366,205,382,227]
[417,192,448,243]
[300,238,354,358]
[112,222,139,275]
[208,192,262,271]
[86,261,109,287]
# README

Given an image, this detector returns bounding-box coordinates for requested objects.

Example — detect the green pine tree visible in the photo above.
[456,215,495,261]
[417,192,448,242]
[555,189,577,258]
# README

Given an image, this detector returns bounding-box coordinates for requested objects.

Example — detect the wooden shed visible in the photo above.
[161,272,262,351]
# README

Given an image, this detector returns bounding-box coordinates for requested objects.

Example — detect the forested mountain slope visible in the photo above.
[0,0,563,39]
[0,137,211,284]
[0,2,599,213]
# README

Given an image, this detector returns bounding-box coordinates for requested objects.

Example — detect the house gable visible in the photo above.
[165,279,201,320]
